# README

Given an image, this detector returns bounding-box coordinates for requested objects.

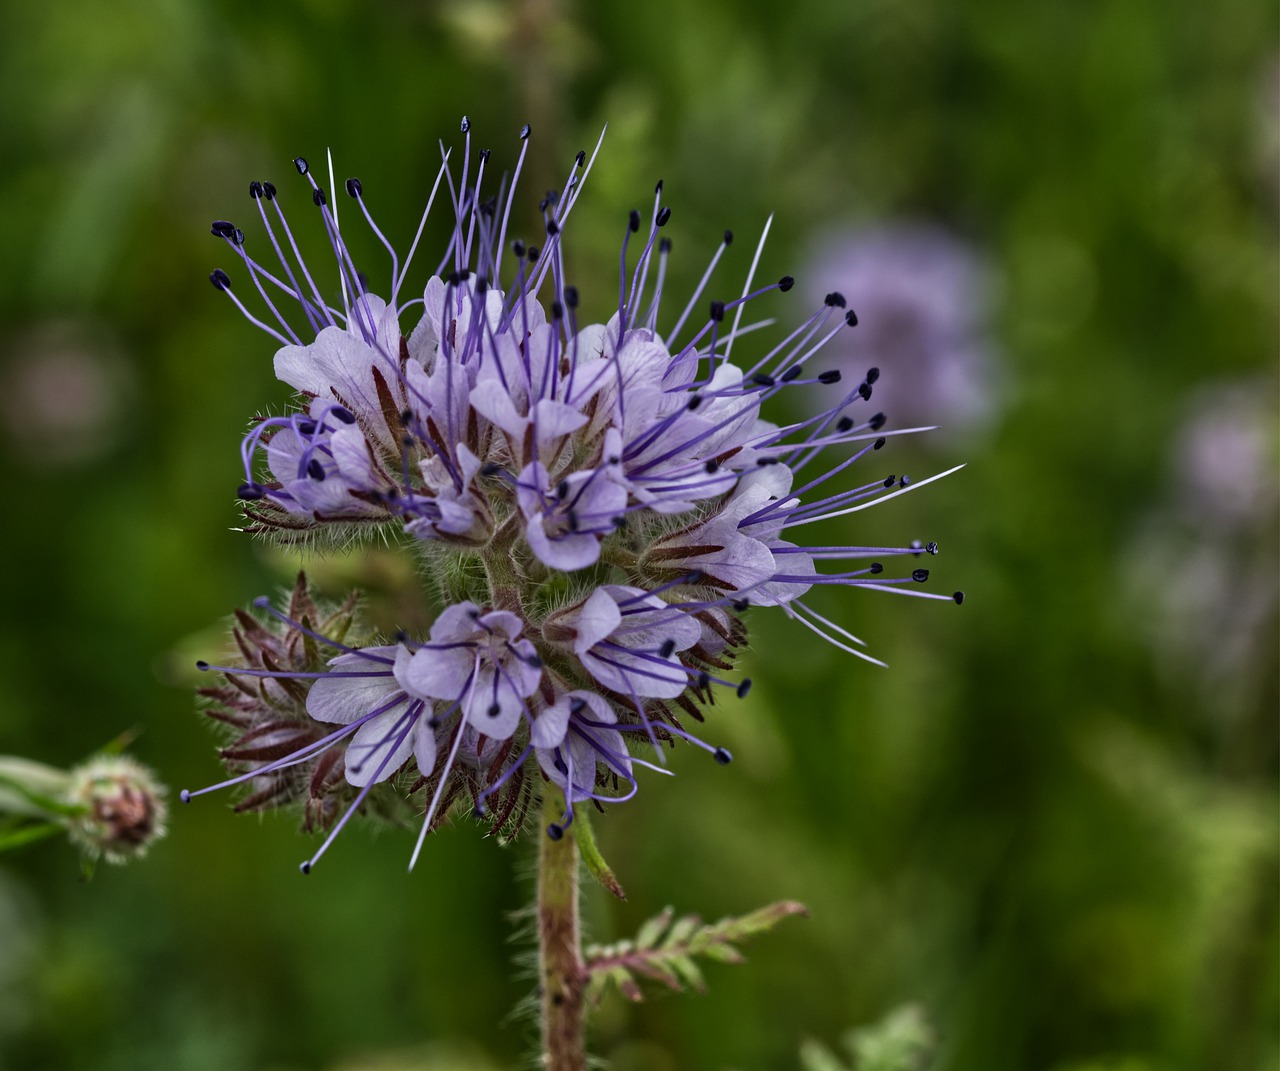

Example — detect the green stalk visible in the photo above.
[537,788,586,1070]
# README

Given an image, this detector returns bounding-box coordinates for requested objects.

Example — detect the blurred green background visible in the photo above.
[0,0,1275,1069]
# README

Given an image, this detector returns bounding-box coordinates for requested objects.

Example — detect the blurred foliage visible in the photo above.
[0,0,1275,1070]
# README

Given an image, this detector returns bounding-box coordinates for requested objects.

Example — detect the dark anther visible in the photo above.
[565,285,579,308]
[567,510,579,532]
[869,562,883,574]
[210,219,236,238]
[736,679,752,698]
[912,568,930,582]
[394,629,408,643]
[575,149,586,167]
[953,591,965,605]
[306,458,326,480]
[756,456,779,466]
[731,598,750,611]
[195,660,209,671]
[237,481,264,500]
[209,269,232,291]
[752,373,776,387]
[899,475,912,487]
[330,406,355,425]
[547,220,560,236]
[476,276,490,293]
[874,436,886,450]
[179,789,192,803]
[293,157,309,175]
[704,459,719,474]
[345,177,362,198]
[628,209,641,233]
[569,697,587,715]
[869,412,887,430]
[479,148,491,164]
[845,309,859,327]
[520,123,532,140]
[685,570,707,584]
[724,229,734,245]
[778,275,795,291]
[824,292,847,308]
[312,188,327,207]
[781,366,803,383]
[480,462,502,478]
[611,515,627,529]
[262,181,277,200]
[547,823,563,841]
[836,416,854,432]
[249,181,264,199]
[446,270,461,286]
[487,702,501,718]
[654,179,664,194]
[398,408,414,426]
[512,239,526,257]
[656,206,672,227]
[299,861,312,875]
[556,480,570,500]
[658,639,676,658]
[551,301,563,319]
[527,245,540,263]
[926,541,939,555]
[713,747,733,765]
[460,115,471,132]
[818,370,842,384]
[696,671,711,690]
[866,367,880,384]
[660,237,673,254]
[232,228,245,246]
[687,394,703,411]
[858,382,873,400]
[459,269,471,281]
[524,652,543,668]
[884,475,896,487]
[296,420,317,436]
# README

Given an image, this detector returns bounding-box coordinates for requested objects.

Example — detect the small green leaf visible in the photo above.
[0,821,65,854]
[664,913,701,947]
[634,906,674,950]
[668,954,705,992]
[573,807,626,899]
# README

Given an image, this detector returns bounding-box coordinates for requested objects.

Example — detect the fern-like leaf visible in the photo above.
[583,899,808,1004]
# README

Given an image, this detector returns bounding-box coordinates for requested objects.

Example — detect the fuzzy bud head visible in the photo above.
[66,756,168,864]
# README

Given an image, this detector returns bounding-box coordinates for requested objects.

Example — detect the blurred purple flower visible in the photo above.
[1123,379,1278,721]
[803,223,1003,441]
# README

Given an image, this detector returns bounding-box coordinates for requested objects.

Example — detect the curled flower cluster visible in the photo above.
[186,122,962,872]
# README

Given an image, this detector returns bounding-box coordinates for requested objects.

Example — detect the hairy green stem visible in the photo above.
[538,788,586,1070]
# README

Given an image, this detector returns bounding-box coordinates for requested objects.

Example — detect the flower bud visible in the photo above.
[66,756,167,864]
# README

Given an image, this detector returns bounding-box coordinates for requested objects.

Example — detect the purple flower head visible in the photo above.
[803,223,1003,442]
[187,124,964,870]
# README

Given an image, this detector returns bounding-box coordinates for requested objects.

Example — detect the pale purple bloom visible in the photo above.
[187,123,963,869]
[398,603,542,739]
[1123,379,1278,723]
[803,223,1002,441]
